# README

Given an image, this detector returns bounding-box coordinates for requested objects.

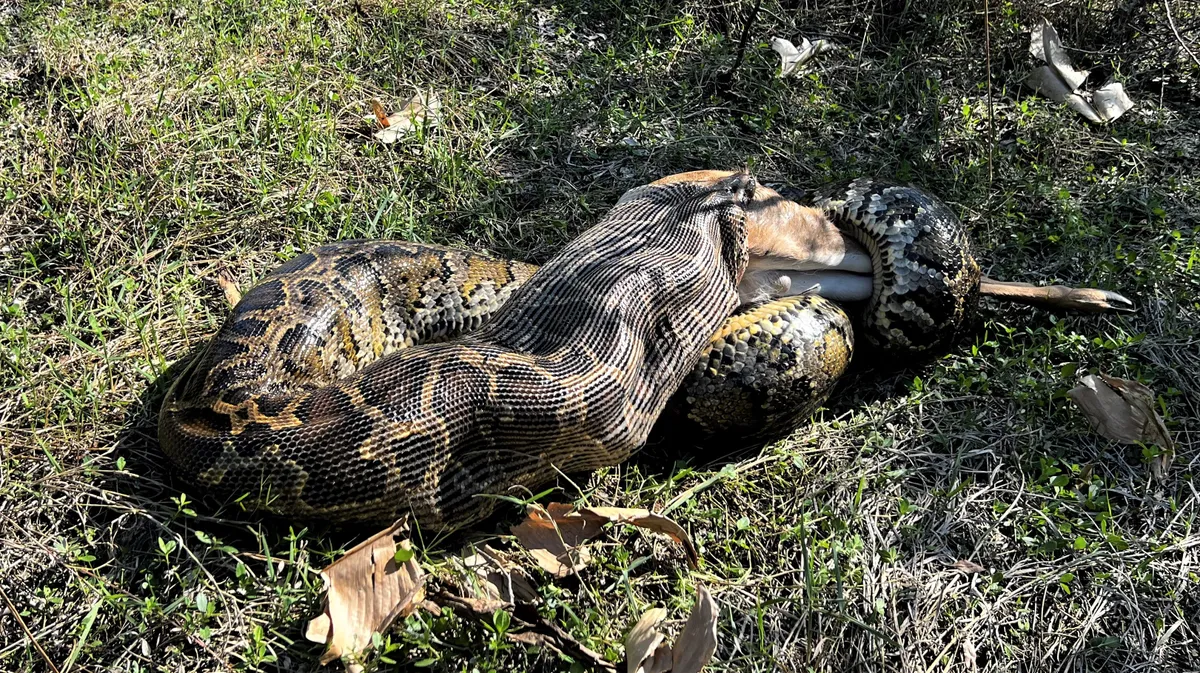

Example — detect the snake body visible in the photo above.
[159,176,978,528]
[808,178,980,352]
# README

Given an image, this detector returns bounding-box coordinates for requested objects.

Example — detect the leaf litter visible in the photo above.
[306,503,711,670]
[510,503,698,577]
[770,36,838,78]
[1068,373,1175,479]
[1026,19,1134,122]
[453,544,539,608]
[624,586,719,673]
[365,92,442,143]
[304,520,424,672]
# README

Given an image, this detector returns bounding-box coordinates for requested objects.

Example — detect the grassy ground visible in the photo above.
[2,0,1198,670]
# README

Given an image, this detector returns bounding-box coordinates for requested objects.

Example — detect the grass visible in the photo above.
[1,0,1198,670]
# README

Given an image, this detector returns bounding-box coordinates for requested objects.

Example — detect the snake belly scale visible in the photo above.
[159,175,977,529]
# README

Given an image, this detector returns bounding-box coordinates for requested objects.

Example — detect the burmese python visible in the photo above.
[159,174,1128,529]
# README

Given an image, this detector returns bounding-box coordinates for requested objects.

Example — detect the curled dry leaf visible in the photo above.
[509,503,599,577]
[645,646,673,673]
[624,587,719,673]
[770,36,837,78]
[626,608,668,673]
[672,586,718,673]
[1092,82,1135,121]
[305,521,424,669]
[963,638,978,671]
[952,559,987,574]
[365,92,442,144]
[1029,20,1089,91]
[511,503,698,577]
[1026,19,1133,122]
[1069,374,1174,478]
[579,506,699,568]
[456,545,539,606]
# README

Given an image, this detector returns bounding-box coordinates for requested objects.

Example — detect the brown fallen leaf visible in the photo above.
[365,93,441,144]
[456,545,539,605]
[510,504,600,577]
[963,638,978,671]
[511,503,698,577]
[578,507,699,569]
[214,273,242,307]
[671,586,718,673]
[952,559,987,574]
[305,521,424,670]
[626,608,668,673]
[646,645,673,673]
[1026,19,1135,123]
[1068,373,1174,478]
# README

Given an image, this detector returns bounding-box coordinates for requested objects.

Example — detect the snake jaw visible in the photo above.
[722,172,757,205]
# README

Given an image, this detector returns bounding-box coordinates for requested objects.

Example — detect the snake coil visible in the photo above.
[160,177,983,529]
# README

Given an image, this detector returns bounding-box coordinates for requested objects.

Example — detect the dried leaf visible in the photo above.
[646,645,673,673]
[456,546,538,605]
[366,93,442,144]
[952,559,987,574]
[770,36,837,78]
[1069,374,1174,478]
[1069,375,1173,447]
[214,273,242,307]
[671,586,718,673]
[305,521,424,667]
[1092,82,1135,121]
[577,506,699,568]
[1026,19,1134,123]
[963,638,978,671]
[509,504,599,578]
[1030,20,1090,91]
[511,504,699,577]
[1026,66,1099,117]
[626,608,668,673]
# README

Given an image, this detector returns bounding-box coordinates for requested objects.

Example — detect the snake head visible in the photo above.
[719,172,757,205]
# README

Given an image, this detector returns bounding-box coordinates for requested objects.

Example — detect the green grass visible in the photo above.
[1,0,1197,671]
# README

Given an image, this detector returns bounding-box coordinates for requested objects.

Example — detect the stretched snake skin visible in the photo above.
[160,176,977,528]
[807,178,981,352]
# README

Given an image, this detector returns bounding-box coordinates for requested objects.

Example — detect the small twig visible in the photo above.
[0,584,62,673]
[720,0,764,82]
[984,0,996,185]
[1163,0,1200,68]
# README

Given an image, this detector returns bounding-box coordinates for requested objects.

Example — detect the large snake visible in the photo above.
[159,172,1132,530]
